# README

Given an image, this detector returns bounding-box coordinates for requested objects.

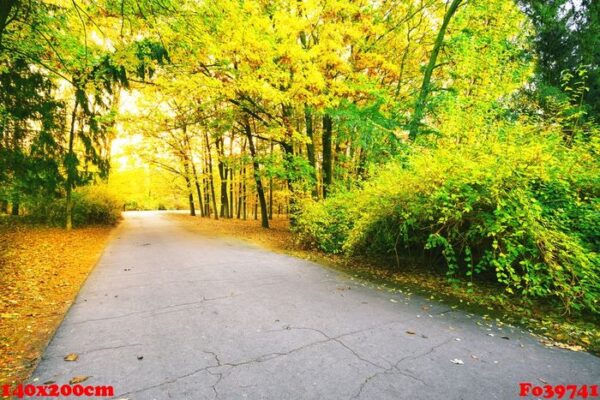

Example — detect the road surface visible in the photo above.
[31,211,599,399]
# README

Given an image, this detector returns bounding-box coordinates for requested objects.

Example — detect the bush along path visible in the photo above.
[294,134,600,337]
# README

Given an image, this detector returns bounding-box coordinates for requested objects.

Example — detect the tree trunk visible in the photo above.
[217,138,229,218]
[322,113,333,199]
[229,133,235,218]
[269,141,273,220]
[243,119,269,228]
[182,158,196,216]
[11,202,18,216]
[192,163,205,217]
[254,194,258,220]
[185,130,205,217]
[65,99,78,230]
[204,133,219,220]
[304,105,317,197]
[0,200,7,214]
[237,139,246,219]
[242,166,247,220]
[408,0,463,140]
[202,156,211,217]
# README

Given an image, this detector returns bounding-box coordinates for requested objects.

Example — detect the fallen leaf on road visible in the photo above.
[471,355,478,360]
[540,340,583,352]
[137,355,144,360]
[43,381,55,385]
[450,359,464,365]
[501,336,510,340]
[390,299,398,303]
[64,353,78,362]
[406,331,416,335]
[69,376,90,384]
[539,378,548,384]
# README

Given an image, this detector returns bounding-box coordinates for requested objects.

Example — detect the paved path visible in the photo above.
[31,212,599,399]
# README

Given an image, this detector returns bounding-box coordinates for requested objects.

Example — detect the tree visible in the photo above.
[408,0,464,140]
[520,0,600,113]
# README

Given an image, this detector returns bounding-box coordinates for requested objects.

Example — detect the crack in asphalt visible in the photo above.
[284,326,389,370]
[44,343,142,360]
[70,295,234,325]
[350,337,453,399]
[111,324,397,400]
[110,364,218,399]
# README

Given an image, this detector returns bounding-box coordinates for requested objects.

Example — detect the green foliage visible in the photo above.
[520,0,600,114]
[293,194,353,254]
[28,186,122,227]
[295,124,600,314]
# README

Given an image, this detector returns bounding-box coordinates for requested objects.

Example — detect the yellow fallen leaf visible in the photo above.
[64,353,78,362]
[69,376,89,384]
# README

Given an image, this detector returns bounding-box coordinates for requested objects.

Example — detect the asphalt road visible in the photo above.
[30,211,599,399]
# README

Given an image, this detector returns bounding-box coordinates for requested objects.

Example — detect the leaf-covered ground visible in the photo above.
[174,214,600,355]
[0,222,113,386]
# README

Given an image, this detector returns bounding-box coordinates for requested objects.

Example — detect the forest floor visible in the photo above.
[0,219,113,386]
[173,213,600,355]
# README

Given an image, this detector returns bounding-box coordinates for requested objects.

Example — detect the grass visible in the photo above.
[173,213,600,356]
[0,219,114,386]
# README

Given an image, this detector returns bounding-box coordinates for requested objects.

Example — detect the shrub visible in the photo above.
[294,128,600,314]
[293,194,353,253]
[28,185,122,227]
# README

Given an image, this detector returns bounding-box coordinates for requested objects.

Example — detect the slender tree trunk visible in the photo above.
[322,113,333,199]
[182,156,196,216]
[185,131,205,217]
[408,0,463,140]
[11,202,18,216]
[192,163,205,217]
[304,105,317,197]
[243,119,269,228]
[237,168,243,219]
[184,176,196,216]
[1,200,8,214]
[217,138,229,218]
[202,156,210,217]
[204,132,219,220]
[242,166,247,220]
[254,194,258,220]
[269,141,273,220]
[229,133,235,218]
[229,168,235,218]
[65,99,78,230]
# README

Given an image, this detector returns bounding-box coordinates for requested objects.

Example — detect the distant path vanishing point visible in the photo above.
[30,211,599,399]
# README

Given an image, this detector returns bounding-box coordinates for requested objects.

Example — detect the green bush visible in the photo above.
[293,194,353,253]
[28,185,122,227]
[294,128,600,314]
